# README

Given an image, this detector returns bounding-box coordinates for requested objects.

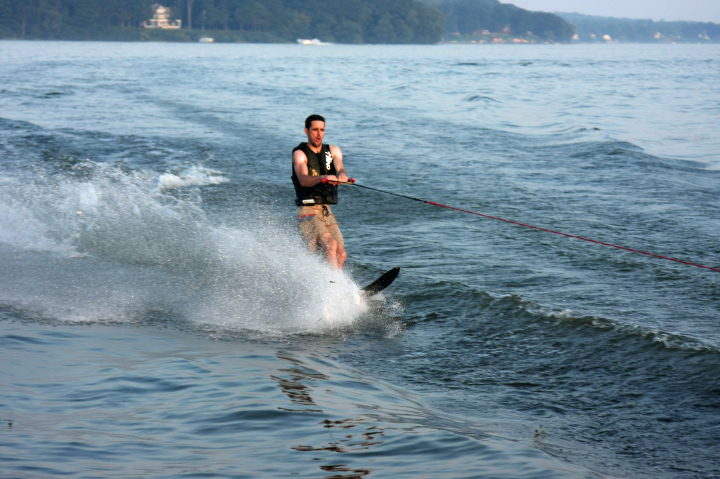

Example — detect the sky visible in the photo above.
[503,0,720,24]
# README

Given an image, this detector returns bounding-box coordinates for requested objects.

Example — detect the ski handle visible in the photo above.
[321,177,356,184]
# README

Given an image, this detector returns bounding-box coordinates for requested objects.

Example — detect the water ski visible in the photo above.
[361,267,400,297]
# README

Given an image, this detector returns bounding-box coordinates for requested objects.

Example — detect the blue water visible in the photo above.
[1,41,719,478]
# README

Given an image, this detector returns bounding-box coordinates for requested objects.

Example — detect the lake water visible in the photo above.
[1,40,719,478]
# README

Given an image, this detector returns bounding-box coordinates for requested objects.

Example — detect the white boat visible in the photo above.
[297,38,327,45]
[198,37,215,43]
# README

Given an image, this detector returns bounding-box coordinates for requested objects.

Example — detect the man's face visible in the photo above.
[305,120,325,148]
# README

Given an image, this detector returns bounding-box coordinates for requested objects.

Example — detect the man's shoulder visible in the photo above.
[293,143,309,162]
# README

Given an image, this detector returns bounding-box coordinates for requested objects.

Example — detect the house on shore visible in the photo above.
[143,5,182,29]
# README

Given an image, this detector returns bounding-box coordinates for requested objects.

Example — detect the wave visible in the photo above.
[526,138,712,174]
[464,94,500,103]
[542,307,720,354]
[406,277,720,354]
[515,296,720,354]
[0,161,371,335]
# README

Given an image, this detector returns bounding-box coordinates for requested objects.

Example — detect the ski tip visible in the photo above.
[361,267,400,297]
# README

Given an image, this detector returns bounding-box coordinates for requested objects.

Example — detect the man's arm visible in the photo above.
[329,145,348,183]
[293,149,326,187]
[292,147,348,186]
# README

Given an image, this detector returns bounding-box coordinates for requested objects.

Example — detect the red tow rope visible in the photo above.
[337,178,719,273]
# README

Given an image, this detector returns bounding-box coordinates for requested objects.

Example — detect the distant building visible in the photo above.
[143,5,182,29]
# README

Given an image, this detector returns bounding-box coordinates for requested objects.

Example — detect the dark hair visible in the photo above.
[304,114,325,129]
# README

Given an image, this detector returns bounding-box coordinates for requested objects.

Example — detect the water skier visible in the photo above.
[292,114,349,269]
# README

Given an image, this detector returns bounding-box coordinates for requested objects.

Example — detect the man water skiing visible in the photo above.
[292,114,349,268]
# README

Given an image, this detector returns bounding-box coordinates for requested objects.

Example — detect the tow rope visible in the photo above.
[330,178,719,273]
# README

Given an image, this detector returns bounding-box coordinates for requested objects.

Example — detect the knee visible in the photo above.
[321,234,338,253]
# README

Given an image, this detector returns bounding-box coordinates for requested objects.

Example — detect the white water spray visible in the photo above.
[0,162,368,333]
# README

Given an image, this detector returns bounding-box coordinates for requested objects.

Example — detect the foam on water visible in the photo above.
[0,161,368,333]
[156,165,229,191]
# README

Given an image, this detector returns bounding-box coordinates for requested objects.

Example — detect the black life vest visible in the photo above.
[291,142,338,205]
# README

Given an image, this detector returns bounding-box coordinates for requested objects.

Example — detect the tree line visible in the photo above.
[428,0,574,42]
[0,0,579,43]
[0,0,444,43]
[3,0,717,44]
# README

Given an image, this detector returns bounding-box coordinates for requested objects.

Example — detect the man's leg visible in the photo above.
[319,232,346,269]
